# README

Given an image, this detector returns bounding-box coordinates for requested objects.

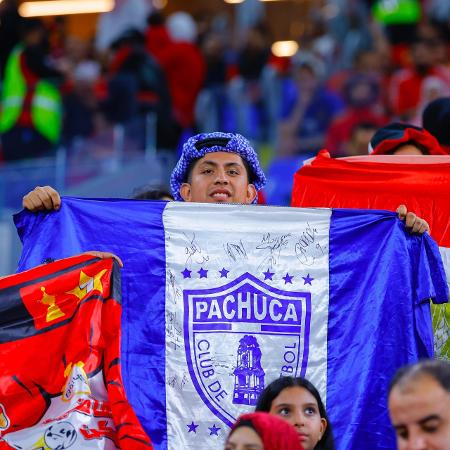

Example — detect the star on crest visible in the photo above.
[198,268,208,278]
[263,269,275,280]
[208,424,221,436]
[181,268,192,279]
[219,268,230,278]
[283,273,294,284]
[187,421,199,433]
[302,274,314,285]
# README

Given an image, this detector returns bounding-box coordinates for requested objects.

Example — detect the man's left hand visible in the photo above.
[396,205,430,234]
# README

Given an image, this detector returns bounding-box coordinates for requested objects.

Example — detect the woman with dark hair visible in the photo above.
[224,412,304,450]
[255,377,335,450]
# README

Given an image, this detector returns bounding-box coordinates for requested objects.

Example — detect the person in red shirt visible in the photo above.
[148,12,205,130]
[389,37,450,121]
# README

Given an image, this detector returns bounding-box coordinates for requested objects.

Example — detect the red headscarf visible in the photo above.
[228,412,304,450]
[369,123,447,155]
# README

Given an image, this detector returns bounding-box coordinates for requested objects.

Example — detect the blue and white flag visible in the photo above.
[14,199,448,450]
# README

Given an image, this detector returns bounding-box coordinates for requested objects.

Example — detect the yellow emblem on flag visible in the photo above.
[62,361,91,402]
[0,403,10,431]
[40,287,65,322]
[66,269,107,301]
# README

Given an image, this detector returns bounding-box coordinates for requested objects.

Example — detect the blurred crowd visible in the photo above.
[0,0,449,169]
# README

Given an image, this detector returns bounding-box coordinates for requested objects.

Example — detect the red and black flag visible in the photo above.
[0,254,152,449]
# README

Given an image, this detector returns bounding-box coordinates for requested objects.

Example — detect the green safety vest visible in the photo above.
[0,45,62,143]
[372,0,421,25]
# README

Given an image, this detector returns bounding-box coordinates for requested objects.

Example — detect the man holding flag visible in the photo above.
[22,131,429,234]
[6,131,444,450]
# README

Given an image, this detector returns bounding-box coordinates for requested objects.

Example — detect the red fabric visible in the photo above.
[145,25,172,64]
[231,412,304,450]
[0,255,152,449]
[257,189,267,205]
[291,150,450,247]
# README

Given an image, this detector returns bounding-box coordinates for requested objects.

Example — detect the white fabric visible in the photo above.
[163,203,331,449]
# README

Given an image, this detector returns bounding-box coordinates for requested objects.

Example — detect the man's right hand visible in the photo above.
[22,186,61,212]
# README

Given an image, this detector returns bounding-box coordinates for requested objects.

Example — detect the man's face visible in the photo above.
[180,152,257,204]
[388,375,450,450]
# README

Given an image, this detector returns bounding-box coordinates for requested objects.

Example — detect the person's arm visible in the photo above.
[22,186,61,211]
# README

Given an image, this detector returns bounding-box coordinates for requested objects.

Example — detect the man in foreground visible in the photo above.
[22,131,429,233]
[388,359,450,450]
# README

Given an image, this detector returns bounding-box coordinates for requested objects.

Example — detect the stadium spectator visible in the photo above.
[0,19,65,161]
[101,28,177,149]
[62,61,100,145]
[325,74,387,155]
[255,376,334,450]
[388,36,450,121]
[170,132,265,204]
[21,131,429,233]
[388,359,450,450]
[368,122,448,155]
[155,12,206,130]
[227,23,273,140]
[277,52,344,156]
[346,121,379,156]
[225,412,304,450]
[422,96,450,154]
[0,0,23,79]
[131,186,174,201]
[145,11,172,64]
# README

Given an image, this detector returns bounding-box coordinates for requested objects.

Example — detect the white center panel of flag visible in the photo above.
[163,203,331,449]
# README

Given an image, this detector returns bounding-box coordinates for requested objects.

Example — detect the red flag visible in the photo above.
[291,151,450,247]
[0,255,153,449]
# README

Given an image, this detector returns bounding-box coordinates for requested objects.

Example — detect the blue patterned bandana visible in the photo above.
[170,132,266,202]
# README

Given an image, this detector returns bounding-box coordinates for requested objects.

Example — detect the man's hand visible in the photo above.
[83,251,124,268]
[22,186,61,212]
[396,205,430,234]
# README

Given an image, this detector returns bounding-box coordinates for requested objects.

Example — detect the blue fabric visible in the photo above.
[13,200,448,450]
[327,209,447,450]
[14,197,169,449]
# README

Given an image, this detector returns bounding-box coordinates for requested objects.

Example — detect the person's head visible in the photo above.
[166,11,197,43]
[255,377,334,450]
[20,18,46,46]
[343,74,380,108]
[132,186,174,201]
[422,97,450,153]
[368,123,447,156]
[388,359,450,450]
[225,412,304,450]
[410,38,434,75]
[347,122,379,156]
[170,132,266,204]
[291,51,325,92]
[353,49,381,75]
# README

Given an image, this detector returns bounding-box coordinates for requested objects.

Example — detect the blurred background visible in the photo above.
[1,0,450,274]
